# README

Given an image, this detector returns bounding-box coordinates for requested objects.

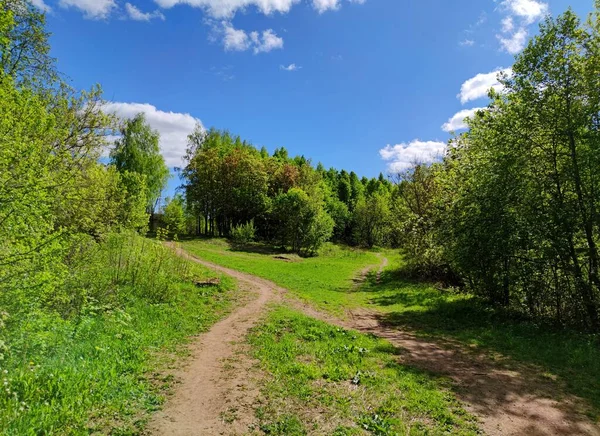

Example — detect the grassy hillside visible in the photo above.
[181,239,381,314]
[0,234,238,435]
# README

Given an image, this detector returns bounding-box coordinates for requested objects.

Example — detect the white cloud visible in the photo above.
[251,29,284,53]
[59,0,116,19]
[312,0,340,13]
[458,68,512,104]
[221,21,251,51]
[460,39,475,47]
[125,3,165,21]
[102,102,203,168]
[217,22,283,53]
[31,0,52,12]
[493,0,547,54]
[501,0,548,25]
[154,0,299,18]
[379,140,447,172]
[280,63,300,71]
[154,0,364,18]
[442,107,485,132]
[501,16,514,33]
[497,27,528,54]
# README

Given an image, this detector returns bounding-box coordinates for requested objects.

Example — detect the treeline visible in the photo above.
[179,129,395,253]
[177,6,600,330]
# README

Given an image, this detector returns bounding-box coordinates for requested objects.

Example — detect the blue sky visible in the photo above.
[36,0,594,195]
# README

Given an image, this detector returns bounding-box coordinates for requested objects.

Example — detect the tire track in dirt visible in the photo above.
[151,246,599,436]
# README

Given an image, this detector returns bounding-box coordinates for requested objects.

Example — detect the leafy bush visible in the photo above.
[162,195,187,237]
[230,220,257,244]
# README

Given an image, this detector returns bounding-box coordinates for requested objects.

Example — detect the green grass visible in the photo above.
[352,263,600,421]
[248,306,479,435]
[180,238,600,421]
[0,235,239,435]
[181,239,381,315]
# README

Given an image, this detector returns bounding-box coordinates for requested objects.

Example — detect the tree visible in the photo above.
[435,7,600,328]
[272,188,333,255]
[162,195,187,237]
[110,113,170,223]
[0,0,56,88]
[353,191,391,248]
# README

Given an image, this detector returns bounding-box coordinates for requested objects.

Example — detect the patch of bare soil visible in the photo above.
[347,307,599,436]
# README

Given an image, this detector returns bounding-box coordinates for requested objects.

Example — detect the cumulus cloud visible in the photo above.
[501,0,548,25]
[379,140,446,172]
[125,3,165,21]
[154,0,364,17]
[460,39,475,47]
[102,102,203,168]
[217,22,283,53]
[458,68,512,104]
[59,0,116,19]
[221,21,251,50]
[442,108,485,132]
[312,0,340,13]
[154,0,299,18]
[495,0,548,54]
[280,63,300,71]
[501,16,514,33]
[250,29,284,53]
[498,27,528,54]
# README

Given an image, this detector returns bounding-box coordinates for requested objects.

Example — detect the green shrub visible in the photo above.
[230,220,256,244]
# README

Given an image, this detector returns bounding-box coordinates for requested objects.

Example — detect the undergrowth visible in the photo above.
[0,233,237,435]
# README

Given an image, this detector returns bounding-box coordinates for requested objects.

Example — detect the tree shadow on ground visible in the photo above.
[227,241,288,256]
[360,267,600,421]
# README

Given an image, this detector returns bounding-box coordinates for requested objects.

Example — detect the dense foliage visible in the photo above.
[398,6,600,330]
[0,2,217,432]
[182,5,600,330]
[181,128,393,254]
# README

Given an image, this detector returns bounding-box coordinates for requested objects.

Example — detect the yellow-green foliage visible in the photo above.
[0,233,236,434]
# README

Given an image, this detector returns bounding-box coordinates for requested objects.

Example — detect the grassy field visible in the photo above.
[181,238,600,421]
[181,239,381,315]
[248,306,478,435]
[362,267,600,420]
[0,235,239,435]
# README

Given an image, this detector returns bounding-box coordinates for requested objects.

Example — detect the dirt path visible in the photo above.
[147,246,285,435]
[152,247,599,435]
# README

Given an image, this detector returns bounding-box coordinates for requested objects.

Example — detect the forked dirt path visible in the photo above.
[152,246,600,436]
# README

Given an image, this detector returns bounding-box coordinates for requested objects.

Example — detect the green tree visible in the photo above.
[162,195,187,237]
[0,0,56,88]
[353,191,391,248]
[272,188,333,255]
[110,113,170,220]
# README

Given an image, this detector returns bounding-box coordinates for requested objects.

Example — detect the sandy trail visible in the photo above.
[147,246,284,435]
[151,246,599,436]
